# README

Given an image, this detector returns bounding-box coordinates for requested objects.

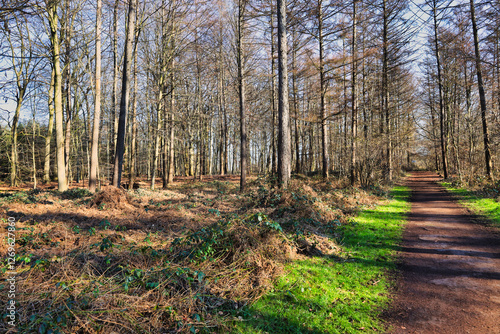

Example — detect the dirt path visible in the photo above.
[386,171,500,334]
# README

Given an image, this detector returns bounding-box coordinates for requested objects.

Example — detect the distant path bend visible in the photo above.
[387,171,500,334]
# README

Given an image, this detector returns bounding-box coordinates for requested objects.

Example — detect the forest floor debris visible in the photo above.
[0,175,389,333]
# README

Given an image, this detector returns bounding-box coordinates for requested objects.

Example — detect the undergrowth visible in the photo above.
[0,177,402,333]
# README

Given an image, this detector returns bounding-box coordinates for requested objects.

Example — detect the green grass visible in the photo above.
[441,182,500,228]
[229,186,411,334]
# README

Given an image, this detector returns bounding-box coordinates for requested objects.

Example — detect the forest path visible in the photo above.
[386,171,500,334]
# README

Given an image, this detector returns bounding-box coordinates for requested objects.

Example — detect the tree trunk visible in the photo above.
[432,0,448,179]
[151,100,162,189]
[270,3,277,175]
[238,0,247,192]
[44,69,55,183]
[383,0,393,181]
[351,0,358,185]
[167,85,175,184]
[112,0,119,163]
[129,39,139,189]
[47,0,68,192]
[89,0,102,193]
[113,0,136,188]
[277,0,291,188]
[10,96,22,187]
[318,0,328,178]
[469,0,492,178]
[292,28,300,174]
[63,0,72,182]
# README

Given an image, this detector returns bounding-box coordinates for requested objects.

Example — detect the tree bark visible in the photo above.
[113,0,136,188]
[112,0,119,162]
[469,0,492,178]
[277,0,291,187]
[432,0,448,179]
[238,0,247,192]
[129,38,139,189]
[382,0,393,181]
[351,0,358,185]
[89,0,102,193]
[167,74,175,184]
[47,0,68,191]
[44,68,55,183]
[318,0,328,178]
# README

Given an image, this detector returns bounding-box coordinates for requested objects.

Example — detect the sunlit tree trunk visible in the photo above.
[47,0,68,191]
[129,40,139,189]
[277,0,291,187]
[89,0,102,193]
[44,69,55,183]
[112,0,119,162]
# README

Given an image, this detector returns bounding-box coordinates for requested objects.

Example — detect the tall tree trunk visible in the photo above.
[270,2,277,175]
[167,69,175,184]
[10,96,23,187]
[428,75,439,171]
[351,0,358,185]
[469,0,492,178]
[292,28,300,174]
[432,0,448,178]
[151,101,162,189]
[63,0,72,182]
[112,0,119,163]
[238,0,247,192]
[48,0,68,191]
[217,16,226,176]
[318,0,328,178]
[382,0,392,181]
[32,112,37,189]
[89,0,102,193]
[129,39,139,189]
[113,0,136,188]
[44,68,55,183]
[277,0,291,187]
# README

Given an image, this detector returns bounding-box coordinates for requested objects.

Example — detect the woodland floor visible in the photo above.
[386,171,500,334]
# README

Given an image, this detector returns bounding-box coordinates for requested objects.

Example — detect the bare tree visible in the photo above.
[4,15,35,186]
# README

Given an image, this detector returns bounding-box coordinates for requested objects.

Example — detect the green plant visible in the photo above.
[60,188,93,199]
[99,219,111,230]
[208,208,221,216]
[24,301,74,334]
[99,237,113,252]
[72,225,81,234]
[250,212,283,232]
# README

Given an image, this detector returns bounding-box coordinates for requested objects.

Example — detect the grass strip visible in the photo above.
[441,182,500,228]
[229,186,411,334]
